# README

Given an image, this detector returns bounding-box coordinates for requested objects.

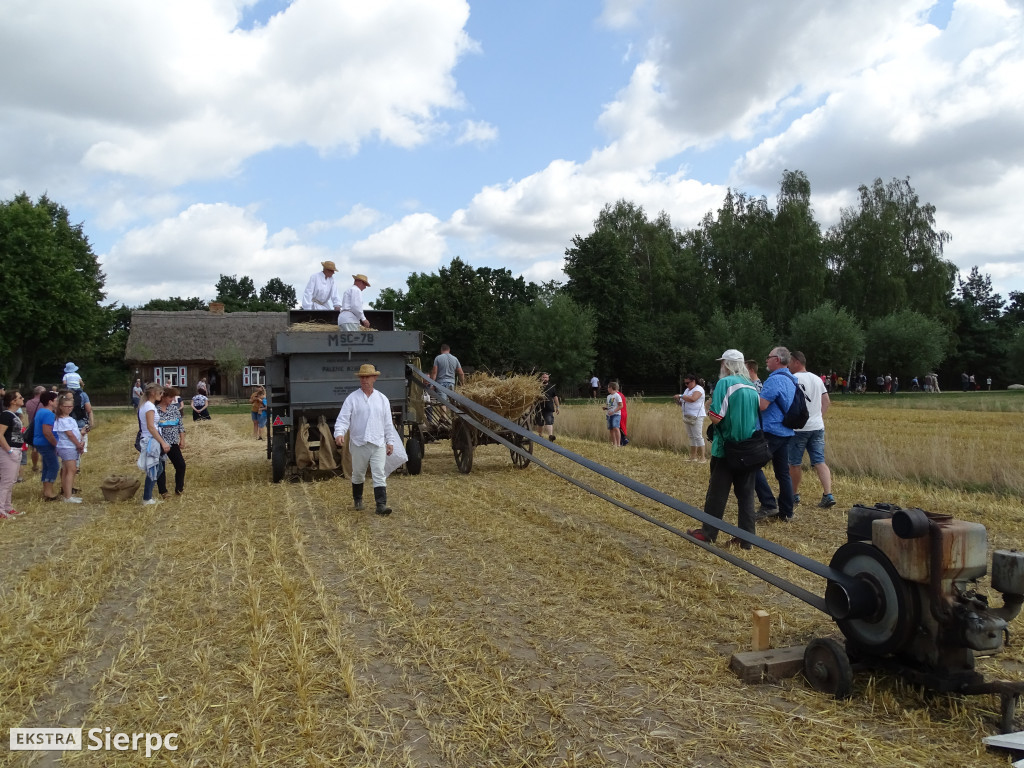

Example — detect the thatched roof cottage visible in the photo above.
[125,307,289,396]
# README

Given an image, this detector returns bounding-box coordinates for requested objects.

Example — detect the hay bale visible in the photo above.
[100,474,140,502]
[458,373,543,421]
[288,322,379,332]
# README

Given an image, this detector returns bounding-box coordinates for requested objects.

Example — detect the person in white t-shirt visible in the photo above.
[338,274,371,331]
[603,382,623,447]
[787,351,835,509]
[590,375,600,399]
[673,373,706,462]
[62,362,84,390]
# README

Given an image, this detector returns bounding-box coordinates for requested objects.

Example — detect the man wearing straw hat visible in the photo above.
[301,261,343,311]
[338,274,372,331]
[334,364,399,515]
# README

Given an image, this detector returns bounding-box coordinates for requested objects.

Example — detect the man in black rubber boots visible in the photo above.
[334,364,399,515]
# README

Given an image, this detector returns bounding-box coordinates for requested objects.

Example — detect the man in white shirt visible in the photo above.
[339,274,371,330]
[788,351,835,509]
[301,261,342,311]
[334,364,399,515]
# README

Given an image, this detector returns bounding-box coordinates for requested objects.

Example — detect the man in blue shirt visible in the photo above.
[759,346,797,521]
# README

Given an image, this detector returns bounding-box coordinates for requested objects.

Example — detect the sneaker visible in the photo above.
[63,497,83,504]
[818,494,837,509]
[687,528,711,543]
[141,498,161,506]
[1,510,18,520]
[755,505,779,521]
[793,493,801,505]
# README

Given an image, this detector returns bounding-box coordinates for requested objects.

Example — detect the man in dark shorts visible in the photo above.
[536,372,560,441]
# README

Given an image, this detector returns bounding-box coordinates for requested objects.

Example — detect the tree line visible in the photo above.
[3,175,1022,393]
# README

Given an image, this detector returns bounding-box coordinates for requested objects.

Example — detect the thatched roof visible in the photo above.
[126,310,289,363]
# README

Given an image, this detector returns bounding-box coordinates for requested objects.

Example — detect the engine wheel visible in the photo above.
[829,541,920,656]
[406,437,423,475]
[452,420,474,474]
[804,637,854,699]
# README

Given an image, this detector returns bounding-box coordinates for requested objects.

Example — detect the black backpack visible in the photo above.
[781,374,810,430]
[71,390,88,423]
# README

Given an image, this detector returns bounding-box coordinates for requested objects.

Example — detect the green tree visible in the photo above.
[946,267,1007,382]
[0,193,106,384]
[865,310,948,381]
[373,257,539,371]
[693,307,776,383]
[513,293,596,392]
[215,274,258,312]
[565,200,706,385]
[140,296,208,311]
[786,301,865,378]
[257,277,297,311]
[827,177,956,322]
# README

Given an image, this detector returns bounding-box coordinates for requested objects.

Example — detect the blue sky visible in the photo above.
[3,0,1022,310]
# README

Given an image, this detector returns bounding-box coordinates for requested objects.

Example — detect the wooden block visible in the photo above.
[752,609,770,651]
[730,645,806,684]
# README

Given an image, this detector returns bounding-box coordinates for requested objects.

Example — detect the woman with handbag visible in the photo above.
[687,350,765,550]
[137,383,170,505]
[673,373,706,462]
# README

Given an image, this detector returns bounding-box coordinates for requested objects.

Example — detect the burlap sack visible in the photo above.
[295,420,315,469]
[101,474,140,502]
[316,416,339,470]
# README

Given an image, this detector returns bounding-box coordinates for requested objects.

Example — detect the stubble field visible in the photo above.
[2,397,1023,767]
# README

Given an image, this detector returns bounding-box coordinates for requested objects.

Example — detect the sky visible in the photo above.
[3,0,1024,311]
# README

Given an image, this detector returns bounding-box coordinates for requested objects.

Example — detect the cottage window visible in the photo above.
[244,366,266,387]
[158,366,187,387]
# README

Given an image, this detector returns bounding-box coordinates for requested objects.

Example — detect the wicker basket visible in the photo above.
[100,474,140,502]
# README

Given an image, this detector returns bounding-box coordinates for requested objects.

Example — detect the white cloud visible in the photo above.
[308,204,383,234]
[350,213,448,269]
[456,120,498,146]
[0,0,476,186]
[101,203,326,305]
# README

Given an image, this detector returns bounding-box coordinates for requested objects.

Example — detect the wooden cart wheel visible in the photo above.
[452,419,474,474]
[510,414,534,469]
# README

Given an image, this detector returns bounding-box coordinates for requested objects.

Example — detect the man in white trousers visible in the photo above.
[334,364,398,515]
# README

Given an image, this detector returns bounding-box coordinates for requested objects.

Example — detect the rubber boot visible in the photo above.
[373,486,392,516]
[352,482,364,511]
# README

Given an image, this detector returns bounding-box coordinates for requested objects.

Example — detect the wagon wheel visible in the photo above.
[271,428,288,483]
[510,413,534,469]
[803,637,854,699]
[452,418,475,474]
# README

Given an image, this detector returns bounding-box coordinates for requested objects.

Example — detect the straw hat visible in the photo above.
[321,260,337,272]
[355,364,381,378]
[353,273,371,286]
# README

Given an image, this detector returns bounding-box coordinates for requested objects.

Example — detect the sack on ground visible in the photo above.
[724,430,772,471]
[384,439,409,477]
[316,416,339,470]
[101,474,140,502]
[295,420,315,469]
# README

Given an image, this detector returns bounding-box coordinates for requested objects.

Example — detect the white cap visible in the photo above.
[717,349,745,362]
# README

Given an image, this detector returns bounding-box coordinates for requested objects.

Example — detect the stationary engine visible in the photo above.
[807,504,1024,730]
